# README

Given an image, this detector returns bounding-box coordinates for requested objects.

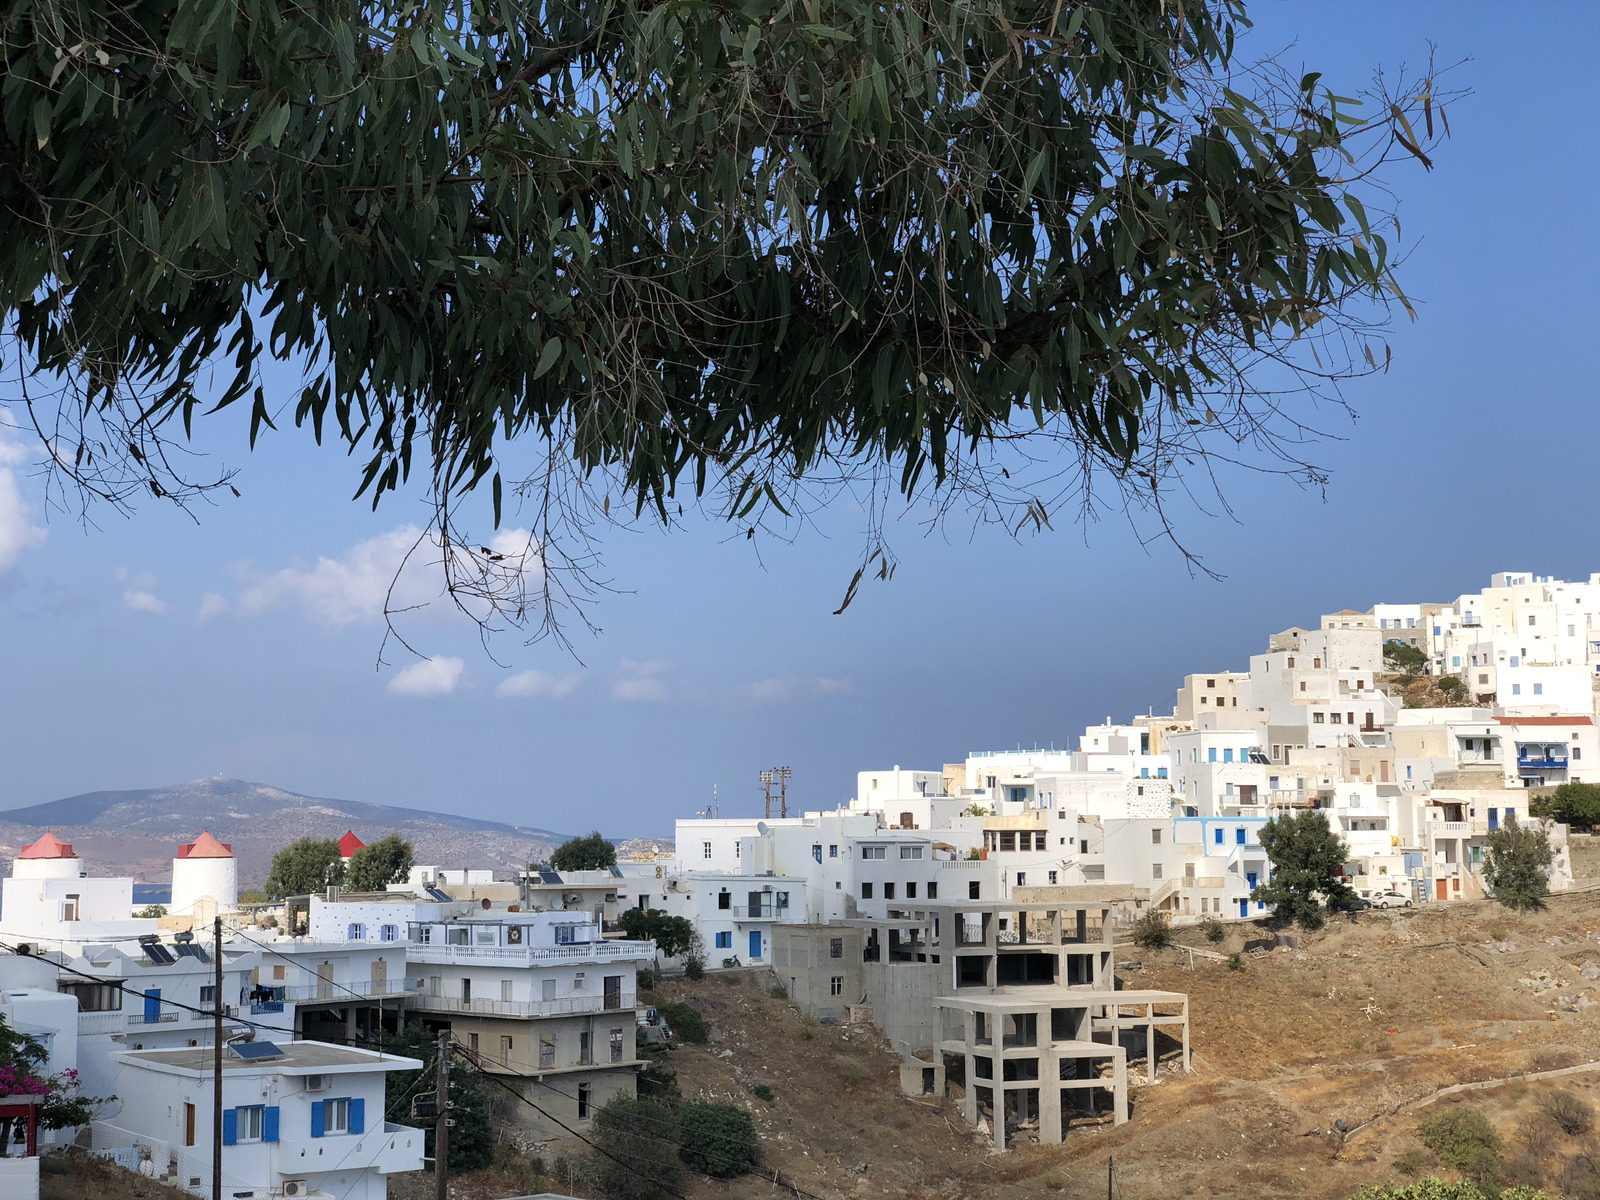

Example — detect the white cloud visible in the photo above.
[236,526,427,629]
[199,592,229,620]
[612,659,671,702]
[0,444,45,574]
[496,669,582,700]
[739,676,855,705]
[123,589,168,614]
[388,656,466,698]
[230,525,540,630]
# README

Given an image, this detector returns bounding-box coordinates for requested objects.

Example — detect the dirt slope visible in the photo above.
[394,889,1600,1200]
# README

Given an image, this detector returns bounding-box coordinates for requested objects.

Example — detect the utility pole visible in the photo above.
[434,1029,450,1200]
[213,915,224,1200]
[760,768,792,819]
[1107,1154,1113,1200]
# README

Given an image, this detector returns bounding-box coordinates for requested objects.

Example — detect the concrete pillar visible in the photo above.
[1041,1049,1062,1144]
[993,1084,1006,1150]
[1181,1005,1191,1072]
[1112,1056,1128,1126]
[1147,1004,1157,1084]
[346,1006,357,1040]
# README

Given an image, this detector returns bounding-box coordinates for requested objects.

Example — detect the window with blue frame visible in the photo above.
[1208,748,1217,763]
[1434,626,1442,636]
[828,845,838,858]
[223,1105,278,1145]
[1235,828,1246,845]
[1534,684,1544,695]
[1452,656,1461,667]
[1269,776,1279,789]
[1214,828,1224,845]
[1510,656,1520,667]
[812,844,822,863]
[1223,749,1234,763]
[1140,768,1149,779]
[715,931,732,948]
[1157,768,1168,779]
[310,1097,362,1138]
[1512,684,1522,695]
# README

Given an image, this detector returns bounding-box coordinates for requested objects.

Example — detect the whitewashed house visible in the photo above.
[92,1039,423,1200]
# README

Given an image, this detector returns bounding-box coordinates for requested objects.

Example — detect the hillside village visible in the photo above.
[1,568,1596,1200]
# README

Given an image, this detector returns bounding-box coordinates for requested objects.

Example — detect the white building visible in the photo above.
[92,1039,423,1200]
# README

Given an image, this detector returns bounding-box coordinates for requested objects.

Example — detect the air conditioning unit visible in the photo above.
[304,1075,329,1093]
[283,1180,311,1198]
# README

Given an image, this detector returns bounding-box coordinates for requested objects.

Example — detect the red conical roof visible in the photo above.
[338,830,366,859]
[18,830,76,859]
[177,831,233,859]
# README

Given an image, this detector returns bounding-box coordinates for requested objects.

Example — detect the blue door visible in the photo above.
[749,931,762,961]
[1238,899,1249,918]
[1246,872,1258,889]
[1488,808,1499,831]
[144,989,160,1021]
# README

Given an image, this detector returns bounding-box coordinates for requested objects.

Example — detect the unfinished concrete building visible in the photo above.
[770,925,864,1022]
[852,898,1190,1148]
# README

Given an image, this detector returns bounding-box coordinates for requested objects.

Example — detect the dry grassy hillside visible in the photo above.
[405,887,1600,1200]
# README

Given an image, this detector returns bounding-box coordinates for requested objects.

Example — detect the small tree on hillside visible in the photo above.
[264,837,345,899]
[1436,676,1465,698]
[619,908,694,973]
[592,1096,685,1200]
[1531,782,1600,831]
[549,831,618,872]
[1383,642,1428,674]
[345,834,415,892]
[381,1025,493,1174]
[1251,811,1352,930]
[1482,815,1553,911]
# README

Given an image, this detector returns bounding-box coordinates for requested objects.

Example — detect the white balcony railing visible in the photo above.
[271,977,422,1003]
[1433,821,1471,837]
[408,992,633,1019]
[77,1012,123,1036]
[406,940,654,967]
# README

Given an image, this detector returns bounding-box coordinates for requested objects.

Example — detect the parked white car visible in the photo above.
[1370,890,1413,909]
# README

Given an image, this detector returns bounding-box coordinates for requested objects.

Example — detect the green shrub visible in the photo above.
[658,1001,708,1044]
[636,1061,680,1100]
[1417,1107,1503,1182]
[677,1102,759,1179]
[1130,908,1171,950]
[1393,1148,1428,1178]
[751,1084,774,1102]
[636,969,656,992]
[1351,1183,1555,1200]
[1227,953,1245,972]
[593,1097,685,1200]
[1201,917,1225,944]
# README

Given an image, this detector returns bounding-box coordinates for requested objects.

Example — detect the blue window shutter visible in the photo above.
[311,1100,325,1138]
[349,1098,365,1135]
[263,1106,280,1143]
[222,1108,237,1147]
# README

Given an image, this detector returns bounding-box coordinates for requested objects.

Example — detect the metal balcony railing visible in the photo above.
[408,992,630,1019]
[406,940,654,966]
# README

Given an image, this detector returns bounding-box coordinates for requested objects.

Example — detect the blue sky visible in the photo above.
[1,1,1596,837]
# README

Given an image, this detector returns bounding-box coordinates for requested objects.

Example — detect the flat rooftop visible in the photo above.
[118,1039,421,1076]
[934,989,1187,1012]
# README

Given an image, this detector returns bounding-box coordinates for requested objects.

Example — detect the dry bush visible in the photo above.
[1544,1089,1596,1137]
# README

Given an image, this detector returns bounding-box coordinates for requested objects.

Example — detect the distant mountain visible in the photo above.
[0,777,580,888]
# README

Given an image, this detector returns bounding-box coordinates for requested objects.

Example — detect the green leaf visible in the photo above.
[533,337,563,379]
